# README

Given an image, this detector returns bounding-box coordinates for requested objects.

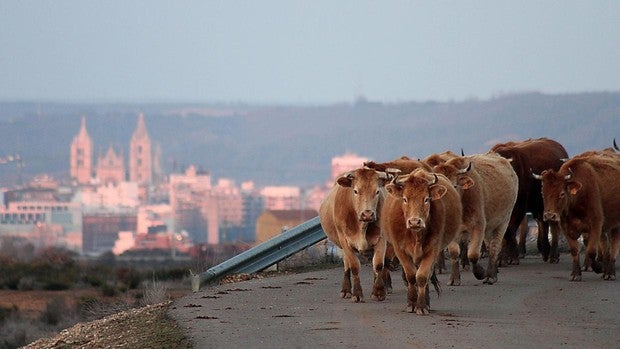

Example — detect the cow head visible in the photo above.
[433,159,475,191]
[532,168,582,223]
[386,169,448,231]
[337,168,390,223]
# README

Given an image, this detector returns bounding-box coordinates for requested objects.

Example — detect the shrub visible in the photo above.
[39,297,67,326]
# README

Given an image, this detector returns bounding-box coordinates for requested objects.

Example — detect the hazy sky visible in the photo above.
[1,1,619,104]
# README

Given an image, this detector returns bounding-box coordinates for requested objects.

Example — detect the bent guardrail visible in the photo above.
[200,216,326,286]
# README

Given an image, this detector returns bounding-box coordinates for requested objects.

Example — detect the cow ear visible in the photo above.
[457,176,475,190]
[385,183,402,197]
[429,184,447,200]
[337,173,354,187]
[566,181,582,195]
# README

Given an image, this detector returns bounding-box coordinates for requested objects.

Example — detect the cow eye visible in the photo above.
[424,197,431,204]
[353,189,358,195]
[403,197,408,204]
[559,191,565,199]
[375,190,380,196]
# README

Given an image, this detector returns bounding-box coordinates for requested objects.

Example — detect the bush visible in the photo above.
[39,297,67,326]
[101,283,117,297]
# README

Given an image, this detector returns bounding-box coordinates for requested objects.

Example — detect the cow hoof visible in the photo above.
[603,273,616,281]
[415,307,430,315]
[448,279,461,286]
[341,291,352,299]
[351,295,364,303]
[405,305,414,313]
[483,277,497,285]
[473,265,485,280]
[570,275,582,282]
[371,293,386,302]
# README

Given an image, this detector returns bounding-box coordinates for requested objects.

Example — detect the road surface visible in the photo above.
[170,254,619,348]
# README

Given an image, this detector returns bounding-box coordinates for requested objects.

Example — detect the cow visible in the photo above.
[319,167,392,302]
[382,168,462,314]
[422,150,460,168]
[364,156,431,174]
[490,138,568,264]
[433,153,518,285]
[533,153,620,281]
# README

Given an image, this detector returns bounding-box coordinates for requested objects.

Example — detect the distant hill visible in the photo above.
[0,92,618,187]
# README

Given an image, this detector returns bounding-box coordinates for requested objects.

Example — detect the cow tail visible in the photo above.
[431,269,441,297]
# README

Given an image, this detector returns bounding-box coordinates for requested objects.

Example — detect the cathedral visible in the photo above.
[70,113,153,187]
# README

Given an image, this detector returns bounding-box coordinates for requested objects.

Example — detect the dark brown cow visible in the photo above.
[319,168,392,302]
[490,137,568,264]
[433,153,518,285]
[534,154,620,280]
[382,169,462,314]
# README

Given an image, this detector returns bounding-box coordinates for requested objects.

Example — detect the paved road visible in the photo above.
[170,254,619,349]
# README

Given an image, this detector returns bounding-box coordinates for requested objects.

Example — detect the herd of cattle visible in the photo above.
[318,137,620,315]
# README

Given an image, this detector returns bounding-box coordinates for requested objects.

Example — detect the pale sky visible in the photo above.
[1,1,619,104]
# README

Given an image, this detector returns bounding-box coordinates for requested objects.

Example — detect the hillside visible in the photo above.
[0,92,618,187]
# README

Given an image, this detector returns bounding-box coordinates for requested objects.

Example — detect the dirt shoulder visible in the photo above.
[171,254,619,349]
[22,301,190,349]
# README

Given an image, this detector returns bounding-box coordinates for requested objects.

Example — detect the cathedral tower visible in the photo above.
[70,116,93,185]
[129,113,152,185]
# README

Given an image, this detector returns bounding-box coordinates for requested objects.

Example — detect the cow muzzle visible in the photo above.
[543,211,559,222]
[407,217,425,230]
[359,210,376,222]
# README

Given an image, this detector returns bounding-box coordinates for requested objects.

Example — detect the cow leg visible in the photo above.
[585,226,603,275]
[483,229,504,285]
[605,228,619,281]
[500,225,520,266]
[460,239,470,271]
[399,257,418,313]
[340,257,352,299]
[350,257,364,302]
[371,238,387,301]
[518,216,528,258]
[447,240,461,286]
[414,257,434,315]
[566,235,582,281]
[467,227,485,280]
[435,249,446,274]
[548,222,561,264]
[536,219,551,262]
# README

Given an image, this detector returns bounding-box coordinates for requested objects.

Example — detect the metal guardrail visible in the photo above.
[200,216,326,286]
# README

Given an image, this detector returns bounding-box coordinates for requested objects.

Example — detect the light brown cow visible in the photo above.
[421,150,459,168]
[534,154,620,281]
[433,153,518,285]
[364,156,431,174]
[382,169,462,314]
[319,168,392,302]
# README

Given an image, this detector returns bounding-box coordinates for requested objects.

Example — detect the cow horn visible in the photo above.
[559,158,568,163]
[614,138,619,151]
[460,148,465,156]
[530,168,543,180]
[564,168,574,180]
[430,174,438,185]
[456,162,472,174]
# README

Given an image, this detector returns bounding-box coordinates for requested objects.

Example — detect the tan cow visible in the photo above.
[382,169,462,314]
[364,156,431,174]
[534,153,620,281]
[319,168,392,302]
[433,153,518,285]
[421,150,459,168]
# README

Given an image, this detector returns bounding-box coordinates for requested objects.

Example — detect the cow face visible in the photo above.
[337,168,389,223]
[386,171,448,231]
[538,169,582,223]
